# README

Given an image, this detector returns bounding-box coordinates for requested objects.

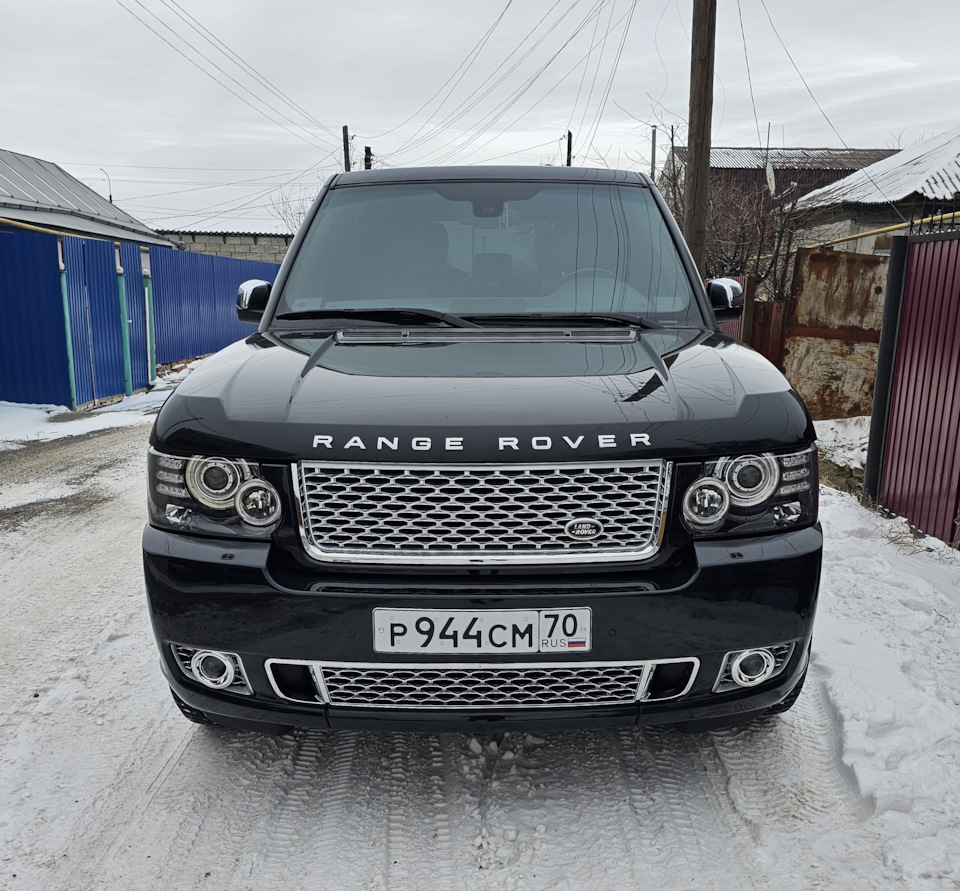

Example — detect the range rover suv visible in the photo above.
[143,166,820,735]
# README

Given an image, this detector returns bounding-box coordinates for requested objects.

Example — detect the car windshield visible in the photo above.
[274,181,703,327]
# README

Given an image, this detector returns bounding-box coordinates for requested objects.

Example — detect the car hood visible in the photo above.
[151,328,814,462]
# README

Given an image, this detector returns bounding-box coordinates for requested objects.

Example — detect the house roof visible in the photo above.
[798,127,960,209]
[0,148,171,246]
[156,229,294,238]
[669,146,897,171]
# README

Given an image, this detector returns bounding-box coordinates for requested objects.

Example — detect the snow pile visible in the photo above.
[0,362,197,451]
[815,415,871,468]
[816,487,960,883]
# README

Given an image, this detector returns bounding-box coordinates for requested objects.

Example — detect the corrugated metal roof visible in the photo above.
[156,228,295,238]
[670,146,896,171]
[798,127,960,208]
[0,148,171,245]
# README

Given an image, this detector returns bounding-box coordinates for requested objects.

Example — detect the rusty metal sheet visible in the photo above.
[780,248,888,419]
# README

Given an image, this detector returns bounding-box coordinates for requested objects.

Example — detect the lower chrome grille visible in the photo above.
[265,659,699,709]
[294,459,671,565]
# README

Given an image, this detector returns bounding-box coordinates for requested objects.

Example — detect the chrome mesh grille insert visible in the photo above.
[294,459,671,564]
[264,659,700,709]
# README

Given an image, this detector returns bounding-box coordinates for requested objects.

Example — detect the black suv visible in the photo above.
[143,167,820,735]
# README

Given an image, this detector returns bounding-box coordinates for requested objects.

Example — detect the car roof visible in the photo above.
[333,166,651,187]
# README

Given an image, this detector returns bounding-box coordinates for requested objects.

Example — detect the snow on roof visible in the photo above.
[798,126,960,209]
[670,146,896,171]
[0,148,171,246]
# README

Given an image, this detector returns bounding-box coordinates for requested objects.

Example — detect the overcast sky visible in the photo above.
[3,0,958,233]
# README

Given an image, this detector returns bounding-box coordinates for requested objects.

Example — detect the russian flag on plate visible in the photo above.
[568,639,587,648]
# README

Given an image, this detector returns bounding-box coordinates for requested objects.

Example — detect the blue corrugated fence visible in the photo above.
[0,228,280,407]
[150,248,275,366]
[120,243,151,392]
[0,230,73,405]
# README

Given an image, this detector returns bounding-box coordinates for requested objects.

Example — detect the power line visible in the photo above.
[113,0,335,153]
[432,1,634,168]
[758,0,907,221]
[361,0,516,143]
[65,163,306,172]
[390,0,582,159]
[574,0,616,148]
[580,0,638,160]
[144,146,341,229]
[135,0,335,149]
[160,0,339,141]
[396,0,620,168]
[121,172,293,202]
[565,0,604,136]
[737,0,763,147]
[469,138,563,165]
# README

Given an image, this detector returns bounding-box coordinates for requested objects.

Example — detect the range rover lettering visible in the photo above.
[143,167,820,735]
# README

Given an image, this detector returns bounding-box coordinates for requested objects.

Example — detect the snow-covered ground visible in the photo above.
[1,392,959,889]
[0,363,194,452]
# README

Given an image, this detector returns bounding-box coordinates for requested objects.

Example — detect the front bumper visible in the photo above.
[143,524,821,733]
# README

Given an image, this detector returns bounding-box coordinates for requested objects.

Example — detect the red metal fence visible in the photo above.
[872,234,960,546]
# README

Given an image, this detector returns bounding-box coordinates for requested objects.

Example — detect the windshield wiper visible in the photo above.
[470,311,662,329]
[274,307,483,328]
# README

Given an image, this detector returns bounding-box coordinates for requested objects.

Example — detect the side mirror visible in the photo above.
[707,277,744,322]
[237,279,271,323]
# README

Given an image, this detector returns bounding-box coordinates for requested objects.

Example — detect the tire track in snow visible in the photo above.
[438,730,679,890]
[229,730,362,889]
[382,733,458,891]
[614,728,699,889]
[90,726,293,889]
[707,670,899,887]
[618,727,764,891]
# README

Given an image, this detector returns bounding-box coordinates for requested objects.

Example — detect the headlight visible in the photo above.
[148,448,282,538]
[715,454,779,507]
[185,457,251,508]
[681,448,817,537]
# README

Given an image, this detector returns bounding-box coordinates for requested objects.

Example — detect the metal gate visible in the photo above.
[119,243,151,392]
[0,230,73,405]
[62,236,127,406]
[867,233,960,546]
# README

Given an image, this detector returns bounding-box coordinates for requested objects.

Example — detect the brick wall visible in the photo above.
[157,231,294,265]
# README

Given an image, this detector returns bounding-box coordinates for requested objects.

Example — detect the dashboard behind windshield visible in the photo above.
[275,181,703,327]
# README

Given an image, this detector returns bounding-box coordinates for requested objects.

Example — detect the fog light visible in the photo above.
[235,479,282,526]
[190,650,236,689]
[730,649,776,687]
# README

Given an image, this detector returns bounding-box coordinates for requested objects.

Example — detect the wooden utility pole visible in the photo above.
[566,130,573,167]
[683,0,717,272]
[364,146,373,170]
[342,125,351,172]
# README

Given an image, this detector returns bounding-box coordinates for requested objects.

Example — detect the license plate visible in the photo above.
[373,608,592,654]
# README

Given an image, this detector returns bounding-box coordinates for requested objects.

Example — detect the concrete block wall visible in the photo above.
[157,231,294,265]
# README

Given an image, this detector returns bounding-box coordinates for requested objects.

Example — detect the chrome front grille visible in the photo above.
[265,659,700,709]
[294,459,671,564]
